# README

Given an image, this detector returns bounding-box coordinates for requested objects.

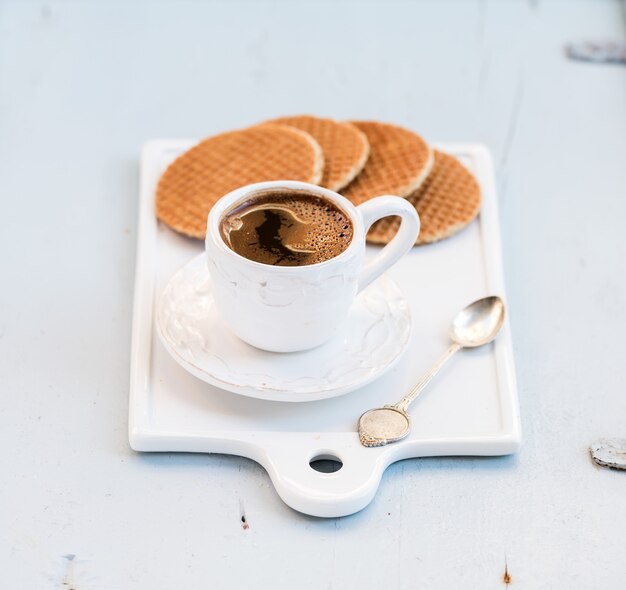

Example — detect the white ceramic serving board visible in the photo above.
[129,141,521,518]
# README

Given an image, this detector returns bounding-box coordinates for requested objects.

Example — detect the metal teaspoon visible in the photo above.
[358,296,506,447]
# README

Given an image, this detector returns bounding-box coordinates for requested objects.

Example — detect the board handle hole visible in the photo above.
[309,453,343,474]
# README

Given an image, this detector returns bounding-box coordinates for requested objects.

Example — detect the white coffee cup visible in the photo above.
[205,181,419,352]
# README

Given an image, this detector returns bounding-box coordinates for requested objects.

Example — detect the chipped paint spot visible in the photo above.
[503,558,511,585]
[62,554,77,589]
[590,438,626,470]
[239,498,250,530]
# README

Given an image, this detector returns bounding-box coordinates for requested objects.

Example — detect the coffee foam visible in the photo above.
[220,190,354,266]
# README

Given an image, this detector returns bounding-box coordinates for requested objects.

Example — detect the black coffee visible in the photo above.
[220,190,354,266]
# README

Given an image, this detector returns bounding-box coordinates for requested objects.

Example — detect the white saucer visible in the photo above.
[156,253,411,402]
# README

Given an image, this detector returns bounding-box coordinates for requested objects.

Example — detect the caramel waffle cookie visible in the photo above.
[341,121,433,205]
[156,124,323,239]
[268,115,369,191]
[367,150,481,245]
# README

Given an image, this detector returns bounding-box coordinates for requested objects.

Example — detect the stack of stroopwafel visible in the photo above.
[155,115,481,244]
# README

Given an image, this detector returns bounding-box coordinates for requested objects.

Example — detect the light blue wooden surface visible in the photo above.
[1,1,625,588]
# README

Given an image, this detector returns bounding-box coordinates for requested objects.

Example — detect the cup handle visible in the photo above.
[356,196,420,292]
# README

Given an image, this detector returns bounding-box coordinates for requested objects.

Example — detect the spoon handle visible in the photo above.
[392,342,462,413]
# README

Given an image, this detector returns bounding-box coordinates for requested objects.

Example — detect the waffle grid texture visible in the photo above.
[340,121,434,205]
[367,150,481,245]
[155,124,323,239]
[269,115,370,191]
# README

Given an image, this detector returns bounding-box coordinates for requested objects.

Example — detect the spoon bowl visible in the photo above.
[450,295,505,347]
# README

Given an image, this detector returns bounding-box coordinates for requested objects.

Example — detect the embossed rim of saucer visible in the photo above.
[156,253,412,402]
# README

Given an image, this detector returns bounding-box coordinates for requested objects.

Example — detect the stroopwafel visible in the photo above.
[367,150,481,245]
[155,124,323,239]
[268,115,369,191]
[341,121,433,205]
